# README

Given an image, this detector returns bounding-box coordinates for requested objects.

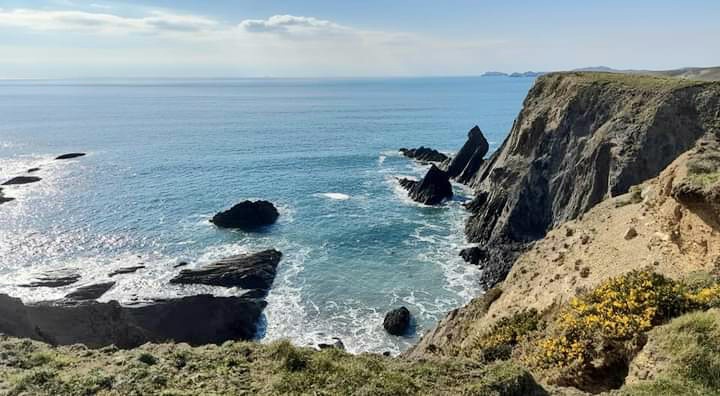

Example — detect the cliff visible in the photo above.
[461,72,720,287]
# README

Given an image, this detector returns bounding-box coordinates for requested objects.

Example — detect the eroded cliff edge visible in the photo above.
[459,72,720,287]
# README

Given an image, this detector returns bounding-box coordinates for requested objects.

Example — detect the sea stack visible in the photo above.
[399,165,453,205]
[446,126,489,183]
[211,200,279,230]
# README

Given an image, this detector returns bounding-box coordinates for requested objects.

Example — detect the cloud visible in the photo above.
[239,14,347,36]
[0,8,218,34]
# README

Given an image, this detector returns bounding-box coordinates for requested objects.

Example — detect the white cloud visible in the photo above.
[0,8,218,34]
[239,14,346,36]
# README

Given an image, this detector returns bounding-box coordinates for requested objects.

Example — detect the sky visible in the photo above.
[0,0,719,78]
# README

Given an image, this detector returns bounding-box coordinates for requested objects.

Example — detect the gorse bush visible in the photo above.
[519,270,720,387]
[469,309,542,362]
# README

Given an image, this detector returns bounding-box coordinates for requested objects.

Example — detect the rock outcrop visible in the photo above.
[399,165,453,205]
[399,147,448,163]
[19,270,81,288]
[64,282,116,301]
[55,153,86,160]
[170,249,282,291]
[458,72,720,287]
[383,306,411,336]
[459,246,486,265]
[2,176,41,186]
[108,266,145,277]
[446,126,489,183]
[0,293,264,348]
[210,200,279,230]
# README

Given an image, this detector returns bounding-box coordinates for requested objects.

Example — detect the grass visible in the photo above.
[545,71,719,91]
[0,336,546,396]
[620,309,720,395]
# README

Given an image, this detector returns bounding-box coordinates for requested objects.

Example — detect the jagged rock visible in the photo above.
[446,126,489,183]
[27,167,40,173]
[0,293,265,348]
[399,147,448,163]
[56,153,86,160]
[64,282,116,301]
[19,270,81,288]
[459,73,720,288]
[2,176,41,186]
[0,188,13,204]
[210,200,279,230]
[108,266,145,277]
[170,249,282,291]
[399,165,453,205]
[317,337,345,351]
[624,227,638,240]
[459,246,487,265]
[383,306,411,336]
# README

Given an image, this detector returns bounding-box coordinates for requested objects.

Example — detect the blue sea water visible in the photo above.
[0,77,533,353]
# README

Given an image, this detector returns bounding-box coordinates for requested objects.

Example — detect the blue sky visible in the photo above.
[0,0,718,78]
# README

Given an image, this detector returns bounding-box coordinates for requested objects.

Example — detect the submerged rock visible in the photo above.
[210,200,279,230]
[0,188,14,204]
[399,147,448,163]
[64,282,116,301]
[27,167,40,173]
[170,249,282,291]
[55,153,86,160]
[108,266,145,277]
[446,126,489,183]
[399,165,453,205]
[2,176,41,186]
[383,306,411,336]
[19,270,81,288]
[0,293,265,348]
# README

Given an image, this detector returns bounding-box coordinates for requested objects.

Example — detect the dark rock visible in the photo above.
[173,261,189,268]
[108,266,145,277]
[55,153,86,160]
[399,165,453,205]
[64,282,116,301]
[446,126,489,182]
[383,306,411,336]
[210,200,279,230]
[0,293,265,348]
[170,249,282,291]
[2,176,41,186]
[0,188,14,204]
[19,270,81,288]
[459,246,487,265]
[27,167,40,173]
[317,337,345,351]
[399,147,448,163]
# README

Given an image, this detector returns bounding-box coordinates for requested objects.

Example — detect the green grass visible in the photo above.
[0,336,546,396]
[620,309,720,395]
[544,71,719,91]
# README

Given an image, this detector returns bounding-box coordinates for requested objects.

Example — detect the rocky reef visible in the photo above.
[170,249,282,291]
[455,72,720,287]
[399,146,448,163]
[211,200,279,230]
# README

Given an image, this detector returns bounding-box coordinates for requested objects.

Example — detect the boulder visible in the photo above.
[55,153,86,160]
[108,266,145,277]
[2,176,41,186]
[383,306,411,336]
[446,126,489,182]
[64,282,115,301]
[170,249,282,291]
[19,270,81,288]
[459,246,487,265]
[210,200,279,230]
[399,165,453,205]
[0,293,265,348]
[399,147,448,163]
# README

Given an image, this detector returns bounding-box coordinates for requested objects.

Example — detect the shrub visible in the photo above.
[520,270,720,388]
[470,309,542,362]
[138,352,158,366]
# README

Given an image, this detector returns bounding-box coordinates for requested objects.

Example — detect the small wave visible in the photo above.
[316,192,351,201]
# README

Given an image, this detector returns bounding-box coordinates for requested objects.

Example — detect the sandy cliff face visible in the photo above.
[463,72,720,287]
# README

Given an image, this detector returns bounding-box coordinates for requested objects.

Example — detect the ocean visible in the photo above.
[0,76,533,354]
